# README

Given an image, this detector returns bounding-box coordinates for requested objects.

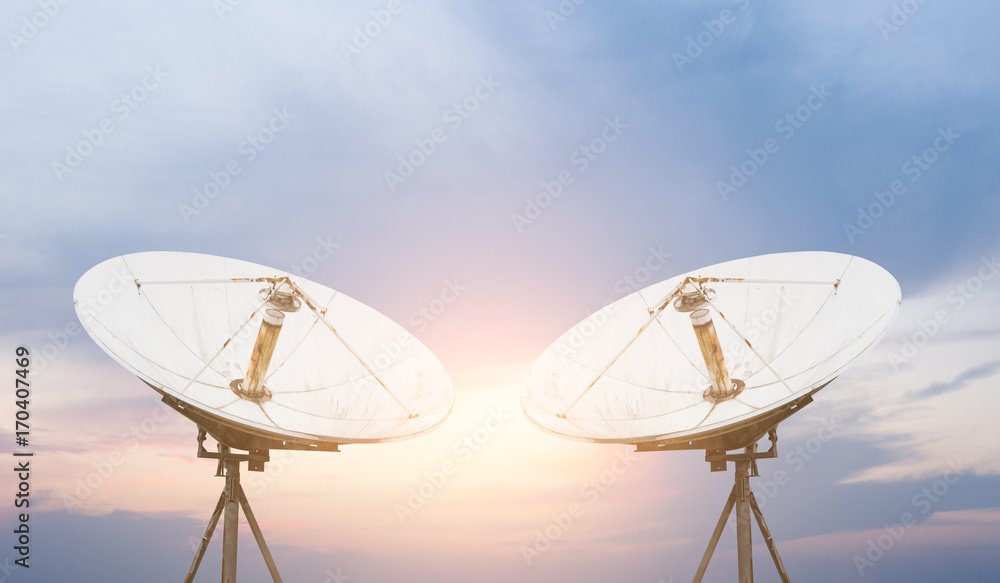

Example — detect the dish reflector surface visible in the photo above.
[521,252,900,444]
[74,252,453,445]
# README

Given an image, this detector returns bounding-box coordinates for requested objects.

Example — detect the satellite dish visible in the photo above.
[74,251,454,582]
[521,251,900,582]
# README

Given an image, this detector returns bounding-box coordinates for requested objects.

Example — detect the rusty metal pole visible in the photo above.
[184,490,226,583]
[243,308,285,399]
[690,308,733,399]
[692,486,737,583]
[750,491,791,583]
[239,485,283,582]
[222,459,240,583]
[735,458,754,583]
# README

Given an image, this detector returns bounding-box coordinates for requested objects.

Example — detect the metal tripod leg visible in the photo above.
[238,485,283,583]
[735,459,753,583]
[222,459,240,583]
[693,458,781,583]
[749,491,790,583]
[182,444,284,583]
[692,485,737,583]
[185,489,227,583]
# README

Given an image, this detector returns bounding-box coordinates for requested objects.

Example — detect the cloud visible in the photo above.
[3,2,1000,581]
[909,359,1000,401]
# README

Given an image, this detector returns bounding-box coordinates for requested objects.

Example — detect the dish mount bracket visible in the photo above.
[185,427,283,583]
[692,427,791,583]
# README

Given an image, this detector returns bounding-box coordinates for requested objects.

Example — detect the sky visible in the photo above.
[1,0,999,582]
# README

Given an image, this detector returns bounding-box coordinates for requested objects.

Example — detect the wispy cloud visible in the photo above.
[909,359,1000,401]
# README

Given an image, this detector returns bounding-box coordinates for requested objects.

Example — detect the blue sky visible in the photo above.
[1,1,999,582]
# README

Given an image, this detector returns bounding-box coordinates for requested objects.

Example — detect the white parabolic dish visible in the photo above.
[74,252,454,445]
[521,252,901,445]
